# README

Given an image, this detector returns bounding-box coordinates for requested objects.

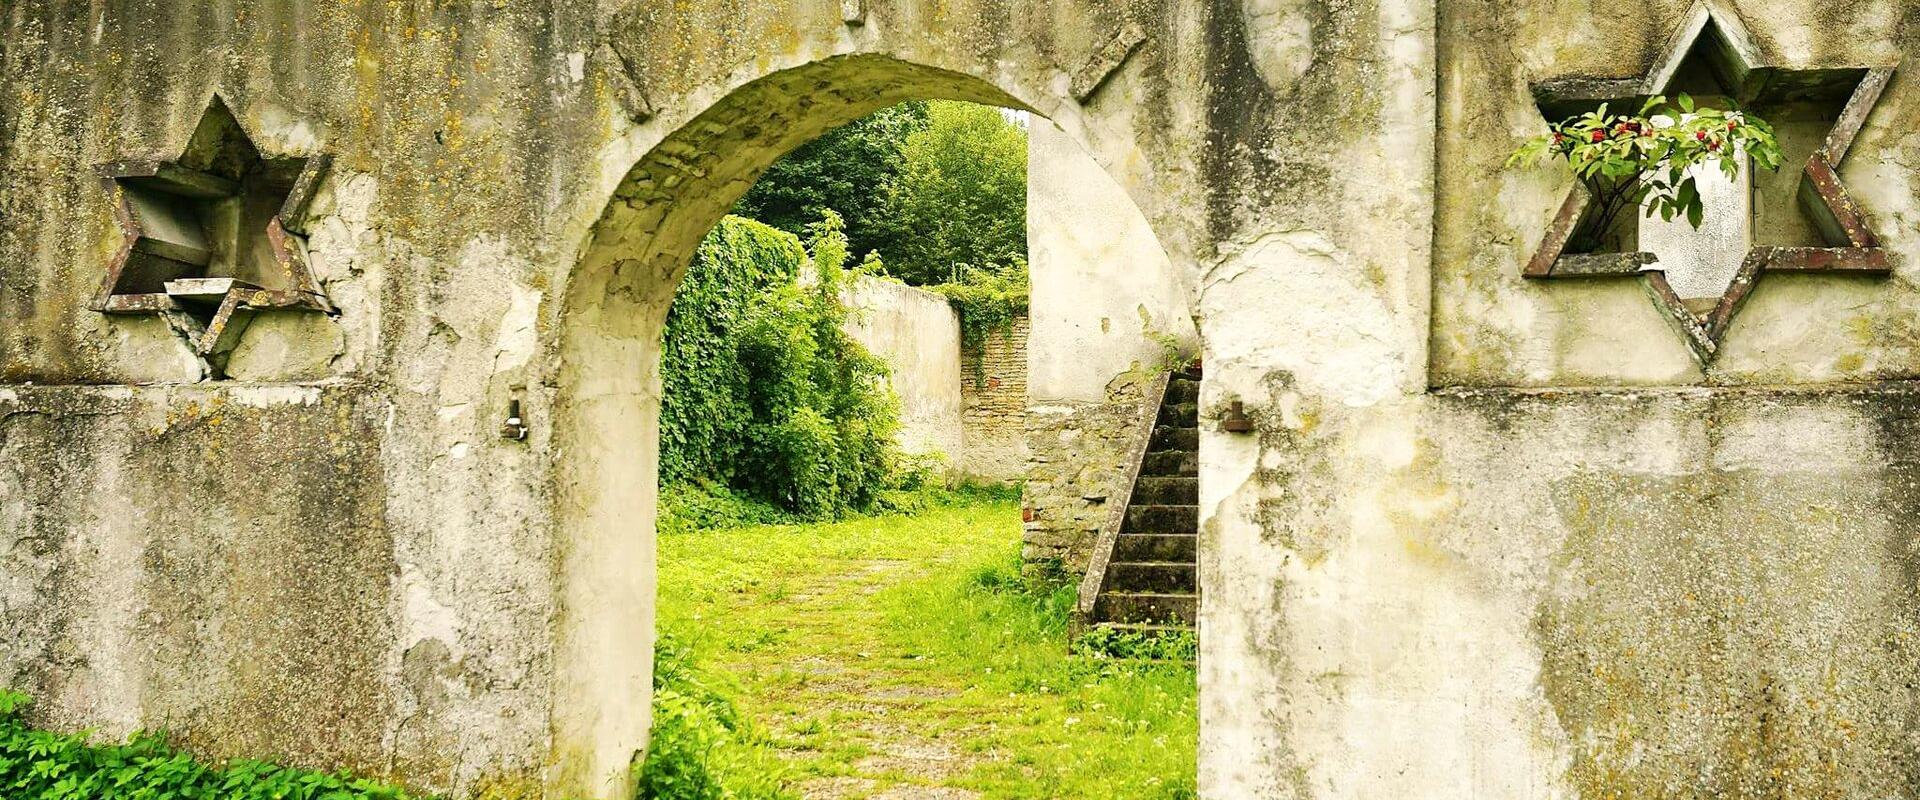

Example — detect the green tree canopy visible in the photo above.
[875,101,1029,286]
[734,100,1028,287]
[734,101,931,266]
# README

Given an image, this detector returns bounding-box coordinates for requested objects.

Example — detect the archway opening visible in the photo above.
[554,54,1199,799]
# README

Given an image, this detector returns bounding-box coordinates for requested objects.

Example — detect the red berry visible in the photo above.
[1696,131,1707,141]
[1727,120,1737,130]
[1591,129,1607,142]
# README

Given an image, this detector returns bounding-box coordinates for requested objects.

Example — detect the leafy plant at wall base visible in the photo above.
[635,637,791,800]
[1508,94,1781,251]
[0,689,426,800]
[1073,626,1200,662]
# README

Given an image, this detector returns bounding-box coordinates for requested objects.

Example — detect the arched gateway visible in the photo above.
[9,1,1920,799]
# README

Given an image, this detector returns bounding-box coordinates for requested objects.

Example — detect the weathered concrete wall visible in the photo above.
[10,0,1920,799]
[1023,118,1197,566]
[1195,0,1920,796]
[841,275,965,466]
[1431,0,1920,386]
[959,315,1029,481]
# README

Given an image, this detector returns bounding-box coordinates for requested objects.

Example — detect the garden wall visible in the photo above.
[840,275,965,466]
[957,314,1029,481]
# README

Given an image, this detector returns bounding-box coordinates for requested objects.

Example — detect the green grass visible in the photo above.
[652,498,1197,799]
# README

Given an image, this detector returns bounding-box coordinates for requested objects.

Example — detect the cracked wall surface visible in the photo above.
[1024,118,1197,568]
[1433,0,1920,386]
[6,0,1920,799]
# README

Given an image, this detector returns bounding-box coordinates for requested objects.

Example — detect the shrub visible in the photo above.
[660,212,903,521]
[931,259,1029,356]
[1073,626,1200,663]
[1508,93,1781,250]
[0,690,423,800]
[634,638,790,800]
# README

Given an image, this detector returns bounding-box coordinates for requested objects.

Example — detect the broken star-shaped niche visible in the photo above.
[1521,0,1895,366]
[94,96,333,376]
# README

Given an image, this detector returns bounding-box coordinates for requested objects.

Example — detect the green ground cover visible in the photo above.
[644,498,1198,800]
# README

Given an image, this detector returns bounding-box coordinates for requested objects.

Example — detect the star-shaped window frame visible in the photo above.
[94,95,334,376]
[1520,0,1896,365]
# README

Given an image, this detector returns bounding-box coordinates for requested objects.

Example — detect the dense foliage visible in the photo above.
[931,259,1030,352]
[0,691,422,800]
[875,101,1030,286]
[738,100,1028,288]
[659,212,900,520]
[1509,94,1781,250]
[734,101,931,271]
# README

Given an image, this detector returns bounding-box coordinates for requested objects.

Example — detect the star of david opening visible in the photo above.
[1520,0,1895,365]
[94,95,334,377]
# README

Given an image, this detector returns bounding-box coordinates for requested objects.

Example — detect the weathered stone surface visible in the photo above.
[4,1,1919,799]
[842,275,964,466]
[959,316,1028,481]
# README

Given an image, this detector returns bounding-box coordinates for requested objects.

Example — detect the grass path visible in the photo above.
[656,500,1197,800]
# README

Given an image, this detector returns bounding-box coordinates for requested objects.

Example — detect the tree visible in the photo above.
[873,101,1029,286]
[734,101,931,265]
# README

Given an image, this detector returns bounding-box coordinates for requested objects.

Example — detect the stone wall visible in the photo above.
[841,275,964,466]
[9,0,1920,798]
[1022,118,1197,568]
[1022,374,1154,568]
[957,315,1029,481]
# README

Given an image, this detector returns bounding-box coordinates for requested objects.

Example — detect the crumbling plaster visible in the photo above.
[5,0,1919,799]
[1433,0,1920,387]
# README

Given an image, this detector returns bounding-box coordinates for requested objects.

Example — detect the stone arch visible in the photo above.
[546,50,1196,798]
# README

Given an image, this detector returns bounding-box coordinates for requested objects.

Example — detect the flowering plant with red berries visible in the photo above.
[1509,93,1781,248]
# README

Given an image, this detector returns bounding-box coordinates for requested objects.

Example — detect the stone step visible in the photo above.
[1140,450,1198,477]
[1151,425,1199,451]
[1133,475,1198,505]
[1123,504,1198,534]
[1092,622,1193,638]
[1094,592,1197,625]
[1114,533,1197,562]
[1166,378,1200,404]
[1106,561,1197,593]
[1157,401,1199,427]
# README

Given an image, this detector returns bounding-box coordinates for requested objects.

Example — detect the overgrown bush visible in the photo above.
[0,690,422,800]
[660,212,902,520]
[634,637,790,800]
[931,259,1030,354]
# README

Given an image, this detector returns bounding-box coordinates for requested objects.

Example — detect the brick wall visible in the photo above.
[958,314,1028,481]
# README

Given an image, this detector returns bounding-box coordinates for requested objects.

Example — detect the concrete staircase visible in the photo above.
[1085,366,1200,636]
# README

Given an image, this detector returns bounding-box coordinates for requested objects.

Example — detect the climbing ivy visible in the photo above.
[660,212,902,520]
[931,259,1029,353]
